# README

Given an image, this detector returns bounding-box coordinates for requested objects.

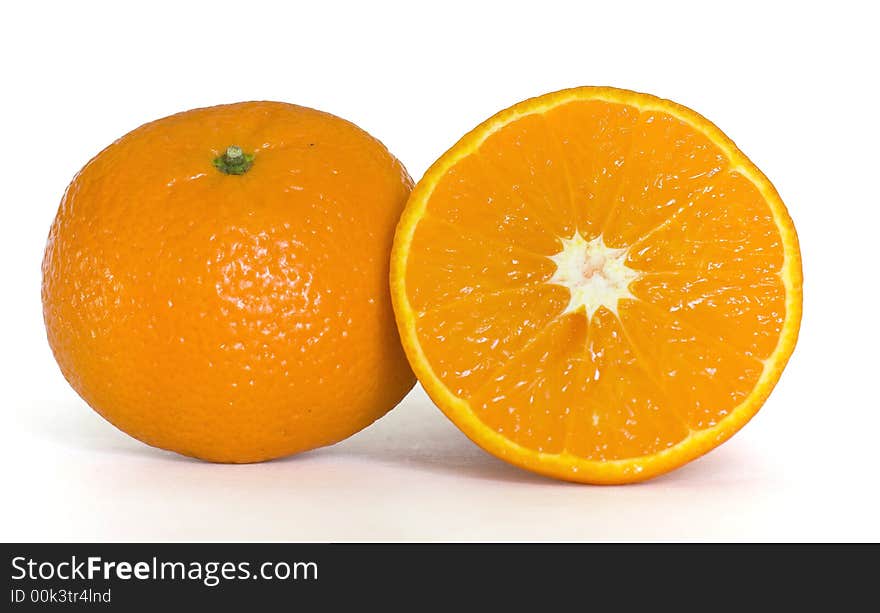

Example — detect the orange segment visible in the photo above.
[618,300,765,430]
[415,284,569,398]
[565,309,691,462]
[630,272,786,361]
[469,313,587,455]
[405,216,555,313]
[626,170,785,277]
[599,110,729,246]
[391,86,802,484]
[543,100,640,239]
[477,113,577,239]
[427,151,562,255]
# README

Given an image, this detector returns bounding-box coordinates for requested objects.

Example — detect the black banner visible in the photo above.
[2,543,875,609]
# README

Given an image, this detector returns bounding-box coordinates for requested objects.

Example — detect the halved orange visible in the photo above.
[391,87,802,484]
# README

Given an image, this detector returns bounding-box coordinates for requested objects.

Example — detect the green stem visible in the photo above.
[213,145,254,175]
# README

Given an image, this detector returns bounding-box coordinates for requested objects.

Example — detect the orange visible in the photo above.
[391,87,802,484]
[43,101,415,463]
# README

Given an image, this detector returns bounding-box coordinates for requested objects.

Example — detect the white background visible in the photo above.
[2,1,877,541]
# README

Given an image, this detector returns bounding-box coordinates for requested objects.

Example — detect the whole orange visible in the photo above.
[42,101,415,462]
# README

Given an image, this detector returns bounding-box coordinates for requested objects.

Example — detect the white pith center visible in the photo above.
[547,233,641,319]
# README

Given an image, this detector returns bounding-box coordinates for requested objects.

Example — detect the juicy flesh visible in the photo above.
[406,100,785,461]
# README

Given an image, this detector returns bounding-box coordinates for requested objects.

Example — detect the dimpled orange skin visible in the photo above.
[42,101,415,462]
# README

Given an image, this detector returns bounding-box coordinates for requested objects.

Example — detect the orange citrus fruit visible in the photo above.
[43,101,415,462]
[391,87,802,483]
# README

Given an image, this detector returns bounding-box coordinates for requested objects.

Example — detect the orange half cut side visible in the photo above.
[391,87,802,484]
